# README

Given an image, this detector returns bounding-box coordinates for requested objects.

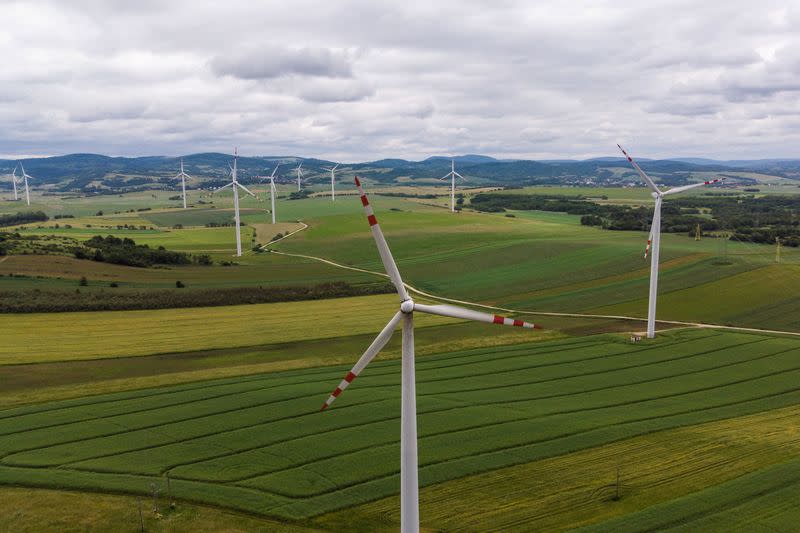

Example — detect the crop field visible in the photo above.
[1,329,800,530]
[0,294,463,364]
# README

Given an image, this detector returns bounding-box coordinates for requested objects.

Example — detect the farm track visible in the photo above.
[265,248,800,338]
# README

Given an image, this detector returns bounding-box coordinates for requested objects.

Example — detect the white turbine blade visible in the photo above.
[271,165,280,177]
[237,183,257,197]
[213,182,234,193]
[440,171,452,180]
[644,227,654,259]
[271,181,277,192]
[354,176,409,301]
[333,163,339,171]
[662,178,724,196]
[455,172,466,181]
[320,311,403,411]
[617,144,660,194]
[413,303,540,329]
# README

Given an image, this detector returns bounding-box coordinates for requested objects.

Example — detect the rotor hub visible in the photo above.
[400,299,415,313]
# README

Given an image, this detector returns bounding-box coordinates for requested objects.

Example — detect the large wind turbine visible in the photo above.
[440,159,465,212]
[18,162,33,206]
[295,162,304,191]
[259,165,280,224]
[214,149,257,256]
[322,163,339,201]
[175,159,192,209]
[618,144,723,339]
[320,176,541,533]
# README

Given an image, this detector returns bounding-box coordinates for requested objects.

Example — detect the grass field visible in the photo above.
[2,329,800,528]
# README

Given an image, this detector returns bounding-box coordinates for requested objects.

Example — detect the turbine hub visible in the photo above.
[400,299,415,313]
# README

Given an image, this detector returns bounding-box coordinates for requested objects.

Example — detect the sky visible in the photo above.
[1,0,799,161]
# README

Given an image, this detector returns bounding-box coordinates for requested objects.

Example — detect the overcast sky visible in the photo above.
[1,0,799,161]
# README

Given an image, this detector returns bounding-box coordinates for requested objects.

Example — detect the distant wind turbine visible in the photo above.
[18,162,33,206]
[213,148,258,256]
[295,162,304,191]
[320,176,541,533]
[322,163,339,201]
[258,165,280,224]
[440,159,465,212]
[174,159,193,209]
[618,144,724,338]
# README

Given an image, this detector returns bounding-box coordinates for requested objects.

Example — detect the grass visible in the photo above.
[2,329,800,523]
[0,294,463,364]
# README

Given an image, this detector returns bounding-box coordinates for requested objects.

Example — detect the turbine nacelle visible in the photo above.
[400,299,415,313]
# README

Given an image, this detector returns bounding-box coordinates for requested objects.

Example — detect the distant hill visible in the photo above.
[0,152,797,194]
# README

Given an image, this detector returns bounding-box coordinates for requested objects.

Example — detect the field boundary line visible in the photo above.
[263,249,800,338]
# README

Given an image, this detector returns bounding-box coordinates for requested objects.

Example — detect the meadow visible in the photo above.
[1,329,799,530]
[3,183,800,531]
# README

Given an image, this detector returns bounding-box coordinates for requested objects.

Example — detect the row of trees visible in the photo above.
[0,211,48,227]
[0,281,394,312]
[74,235,212,267]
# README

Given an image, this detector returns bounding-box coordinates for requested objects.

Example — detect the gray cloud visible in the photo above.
[1,1,800,160]
[210,47,354,80]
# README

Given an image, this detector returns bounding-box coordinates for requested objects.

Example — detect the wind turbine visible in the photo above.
[174,159,193,209]
[18,162,33,206]
[259,164,280,224]
[213,149,258,256]
[322,163,339,201]
[618,144,723,339]
[320,176,541,533]
[295,161,304,191]
[9,166,19,201]
[440,159,465,212]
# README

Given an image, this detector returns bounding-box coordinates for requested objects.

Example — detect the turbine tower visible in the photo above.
[9,166,19,201]
[259,165,280,224]
[18,162,33,206]
[175,159,193,209]
[214,149,258,256]
[322,163,339,201]
[320,176,541,533]
[295,162,304,191]
[618,144,723,339]
[440,159,465,212]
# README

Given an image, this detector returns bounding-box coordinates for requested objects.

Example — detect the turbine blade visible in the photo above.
[440,172,451,180]
[214,182,234,193]
[413,303,540,329]
[237,183,257,197]
[354,176,409,301]
[662,178,724,196]
[644,227,653,259]
[617,144,660,194]
[320,311,403,411]
[333,163,339,170]
[455,172,466,181]
[271,165,280,177]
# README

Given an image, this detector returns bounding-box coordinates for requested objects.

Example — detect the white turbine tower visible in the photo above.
[214,149,257,257]
[175,159,193,209]
[295,162,304,191]
[320,176,541,533]
[18,162,33,206]
[259,165,280,224]
[618,144,724,339]
[322,163,339,201]
[440,159,465,212]
[9,165,19,201]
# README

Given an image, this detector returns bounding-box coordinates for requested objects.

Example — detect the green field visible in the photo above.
[1,329,800,530]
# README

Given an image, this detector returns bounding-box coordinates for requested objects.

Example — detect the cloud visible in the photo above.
[2,1,800,160]
[210,47,354,80]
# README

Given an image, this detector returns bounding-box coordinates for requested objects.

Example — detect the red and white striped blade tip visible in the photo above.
[492,315,541,329]
[320,371,358,411]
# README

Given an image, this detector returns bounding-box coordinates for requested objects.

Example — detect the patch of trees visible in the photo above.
[0,281,394,313]
[0,211,48,227]
[74,235,212,267]
[473,192,800,245]
[288,189,311,200]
